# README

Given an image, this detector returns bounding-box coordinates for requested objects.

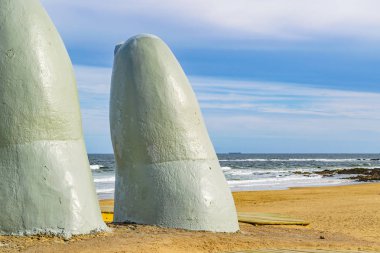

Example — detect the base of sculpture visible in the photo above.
[114,159,239,232]
[0,140,108,237]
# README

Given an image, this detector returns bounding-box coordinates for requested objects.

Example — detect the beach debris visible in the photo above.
[0,0,107,236]
[110,34,239,232]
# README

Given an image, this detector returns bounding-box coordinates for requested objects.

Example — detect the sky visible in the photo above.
[40,0,380,153]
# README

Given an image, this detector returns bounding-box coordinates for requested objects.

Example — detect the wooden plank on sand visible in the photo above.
[237,212,310,226]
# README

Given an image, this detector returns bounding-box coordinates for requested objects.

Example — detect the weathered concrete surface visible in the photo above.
[0,0,107,236]
[110,34,239,232]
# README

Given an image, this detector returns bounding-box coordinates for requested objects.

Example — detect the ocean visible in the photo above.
[89,153,380,200]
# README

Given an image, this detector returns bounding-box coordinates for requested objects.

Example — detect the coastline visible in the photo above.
[92,153,380,200]
[1,183,379,252]
[228,180,363,192]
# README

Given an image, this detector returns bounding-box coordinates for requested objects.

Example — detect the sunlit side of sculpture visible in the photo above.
[0,0,107,236]
[110,34,239,232]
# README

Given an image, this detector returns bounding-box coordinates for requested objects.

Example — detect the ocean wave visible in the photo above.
[226,175,351,191]
[221,166,232,171]
[219,159,268,162]
[224,169,294,176]
[219,158,365,162]
[287,158,360,162]
[224,169,256,176]
[96,188,114,193]
[227,174,322,185]
[94,176,115,183]
[90,164,104,170]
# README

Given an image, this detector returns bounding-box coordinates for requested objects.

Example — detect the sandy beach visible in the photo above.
[0,183,379,253]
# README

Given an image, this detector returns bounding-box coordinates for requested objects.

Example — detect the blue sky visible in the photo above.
[41,0,380,153]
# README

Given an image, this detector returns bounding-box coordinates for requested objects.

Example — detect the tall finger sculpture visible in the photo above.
[0,0,107,236]
[110,34,239,232]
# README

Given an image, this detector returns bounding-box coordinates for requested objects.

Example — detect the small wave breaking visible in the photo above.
[90,164,104,170]
[219,158,367,162]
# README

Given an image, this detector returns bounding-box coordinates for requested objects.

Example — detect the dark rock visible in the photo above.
[348,169,380,182]
[336,168,370,174]
[315,170,335,176]
[294,168,380,182]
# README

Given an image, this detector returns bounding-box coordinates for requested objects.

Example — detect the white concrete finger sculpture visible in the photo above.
[110,34,239,232]
[0,0,107,236]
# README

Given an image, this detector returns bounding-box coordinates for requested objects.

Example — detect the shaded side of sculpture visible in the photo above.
[0,0,107,236]
[110,34,239,232]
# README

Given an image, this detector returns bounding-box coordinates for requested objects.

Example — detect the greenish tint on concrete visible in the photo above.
[0,0,107,236]
[110,34,239,232]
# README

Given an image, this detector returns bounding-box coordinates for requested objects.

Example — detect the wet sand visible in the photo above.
[0,183,379,252]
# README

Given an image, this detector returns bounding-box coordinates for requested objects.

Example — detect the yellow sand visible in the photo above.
[0,183,379,252]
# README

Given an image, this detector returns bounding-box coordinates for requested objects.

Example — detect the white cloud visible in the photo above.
[74,65,111,136]
[41,0,380,47]
[75,65,112,95]
[192,76,380,120]
[73,64,380,153]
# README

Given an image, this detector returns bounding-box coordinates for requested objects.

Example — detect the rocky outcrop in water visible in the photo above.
[295,168,380,182]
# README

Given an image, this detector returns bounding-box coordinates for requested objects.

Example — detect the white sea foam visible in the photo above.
[94,176,115,183]
[224,169,256,176]
[228,174,321,184]
[219,159,267,162]
[227,175,351,191]
[219,158,363,162]
[224,169,294,176]
[90,164,103,170]
[287,158,359,162]
[96,188,114,193]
